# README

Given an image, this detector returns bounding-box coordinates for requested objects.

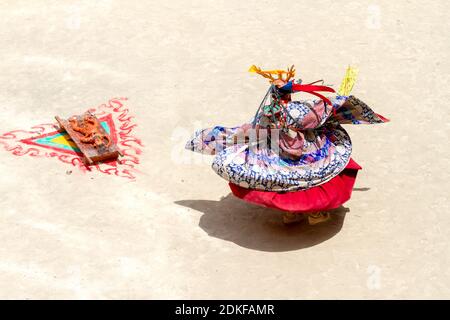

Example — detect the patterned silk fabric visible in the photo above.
[186,95,387,192]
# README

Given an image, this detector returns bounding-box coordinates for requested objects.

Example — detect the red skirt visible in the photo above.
[229,158,362,213]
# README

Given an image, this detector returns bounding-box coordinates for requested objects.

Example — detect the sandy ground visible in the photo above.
[0,0,449,299]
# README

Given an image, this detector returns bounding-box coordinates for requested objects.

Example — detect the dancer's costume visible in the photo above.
[186,66,388,214]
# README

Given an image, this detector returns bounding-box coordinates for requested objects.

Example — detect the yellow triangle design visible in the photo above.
[51,134,78,149]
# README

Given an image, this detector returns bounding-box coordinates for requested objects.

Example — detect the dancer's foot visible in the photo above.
[307,212,331,225]
[282,212,304,225]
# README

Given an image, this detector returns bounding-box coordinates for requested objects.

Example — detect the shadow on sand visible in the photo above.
[175,194,349,252]
[353,187,371,192]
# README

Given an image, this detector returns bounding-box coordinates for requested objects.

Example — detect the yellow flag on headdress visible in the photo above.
[338,66,358,96]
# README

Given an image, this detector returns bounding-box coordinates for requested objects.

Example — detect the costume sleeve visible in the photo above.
[331,95,389,124]
[286,96,389,129]
[185,124,250,155]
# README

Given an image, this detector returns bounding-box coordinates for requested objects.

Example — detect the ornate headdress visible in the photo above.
[248,65,296,83]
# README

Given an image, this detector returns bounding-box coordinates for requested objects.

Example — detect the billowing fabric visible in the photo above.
[229,158,362,213]
[186,95,387,192]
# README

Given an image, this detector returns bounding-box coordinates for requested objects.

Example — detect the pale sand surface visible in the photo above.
[0,0,449,299]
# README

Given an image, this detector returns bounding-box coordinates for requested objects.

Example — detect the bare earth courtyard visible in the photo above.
[0,0,449,299]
